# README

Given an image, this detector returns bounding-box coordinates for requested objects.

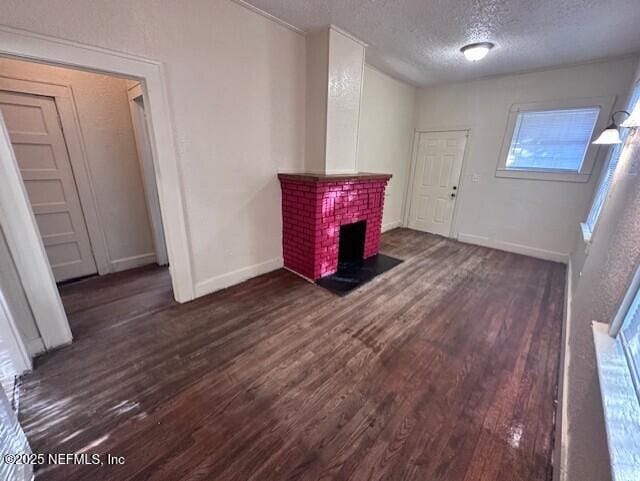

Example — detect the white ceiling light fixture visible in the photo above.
[460,42,495,62]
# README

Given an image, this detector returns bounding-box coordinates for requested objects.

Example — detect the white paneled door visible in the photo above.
[408,131,467,237]
[0,91,97,282]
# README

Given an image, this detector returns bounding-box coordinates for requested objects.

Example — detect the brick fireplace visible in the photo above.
[279,173,392,281]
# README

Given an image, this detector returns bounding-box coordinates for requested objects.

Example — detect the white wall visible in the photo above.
[0,57,155,271]
[416,57,638,261]
[357,66,416,231]
[558,61,640,481]
[0,0,306,297]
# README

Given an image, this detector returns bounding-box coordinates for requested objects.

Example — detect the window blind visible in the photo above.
[586,83,640,232]
[506,107,600,171]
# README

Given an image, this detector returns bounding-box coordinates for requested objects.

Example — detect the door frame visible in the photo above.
[403,129,471,238]
[127,82,169,266]
[0,75,112,276]
[0,288,32,374]
[0,26,195,350]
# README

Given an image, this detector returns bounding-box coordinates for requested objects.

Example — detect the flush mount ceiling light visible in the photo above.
[592,110,630,145]
[460,42,495,61]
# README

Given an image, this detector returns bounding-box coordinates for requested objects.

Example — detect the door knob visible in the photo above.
[450,193,456,198]
[452,186,457,190]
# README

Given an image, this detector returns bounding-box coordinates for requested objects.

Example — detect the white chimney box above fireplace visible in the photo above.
[305,25,367,175]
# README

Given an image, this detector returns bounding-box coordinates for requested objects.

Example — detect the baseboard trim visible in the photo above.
[382,220,403,233]
[25,338,45,357]
[457,233,569,263]
[195,257,283,298]
[110,253,157,272]
[554,258,573,481]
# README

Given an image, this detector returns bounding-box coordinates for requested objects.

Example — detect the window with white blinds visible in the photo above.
[621,286,640,399]
[586,83,640,232]
[505,107,600,171]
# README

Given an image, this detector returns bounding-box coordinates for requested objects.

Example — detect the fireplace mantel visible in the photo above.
[278,172,392,183]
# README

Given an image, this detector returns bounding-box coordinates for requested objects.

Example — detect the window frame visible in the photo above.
[614,265,640,398]
[496,96,616,182]
[592,264,640,480]
[583,81,640,239]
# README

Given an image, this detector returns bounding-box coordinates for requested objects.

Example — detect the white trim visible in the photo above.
[553,258,573,481]
[457,233,569,263]
[110,252,156,273]
[382,220,402,232]
[25,338,45,357]
[402,132,421,228]
[495,168,592,183]
[0,26,195,309]
[0,288,32,374]
[194,257,283,298]
[0,112,72,348]
[579,222,593,244]
[127,84,169,266]
[495,96,616,183]
[230,0,305,35]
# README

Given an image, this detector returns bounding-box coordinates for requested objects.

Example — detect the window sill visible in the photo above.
[495,168,590,182]
[580,222,593,244]
[592,321,640,481]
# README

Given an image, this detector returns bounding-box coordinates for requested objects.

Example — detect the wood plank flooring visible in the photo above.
[19,229,565,481]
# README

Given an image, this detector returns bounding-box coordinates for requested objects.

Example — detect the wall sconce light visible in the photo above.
[593,110,630,145]
[620,104,640,128]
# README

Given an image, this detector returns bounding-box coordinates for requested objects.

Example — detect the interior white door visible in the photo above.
[408,130,467,237]
[0,91,97,282]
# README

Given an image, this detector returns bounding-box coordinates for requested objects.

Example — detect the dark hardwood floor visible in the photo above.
[19,228,565,481]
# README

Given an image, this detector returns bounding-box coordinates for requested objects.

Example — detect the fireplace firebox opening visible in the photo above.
[338,221,367,267]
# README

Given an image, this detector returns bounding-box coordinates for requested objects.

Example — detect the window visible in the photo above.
[592,266,640,479]
[497,97,614,182]
[585,82,640,234]
[620,285,640,397]
[505,107,600,171]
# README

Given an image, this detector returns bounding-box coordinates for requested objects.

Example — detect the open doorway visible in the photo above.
[0,54,175,357]
[0,27,194,366]
[0,56,172,353]
[0,57,168,284]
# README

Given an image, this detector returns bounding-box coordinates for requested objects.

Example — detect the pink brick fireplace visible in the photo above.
[278,173,392,281]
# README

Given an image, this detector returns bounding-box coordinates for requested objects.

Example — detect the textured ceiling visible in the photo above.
[239,0,640,86]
